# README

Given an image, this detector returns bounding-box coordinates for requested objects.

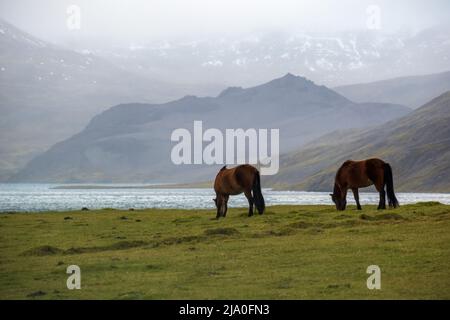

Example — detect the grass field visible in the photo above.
[0,203,449,299]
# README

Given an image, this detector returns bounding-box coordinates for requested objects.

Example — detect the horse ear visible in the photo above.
[329,194,333,197]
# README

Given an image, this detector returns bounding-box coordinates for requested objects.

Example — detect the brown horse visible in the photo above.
[213,164,265,218]
[330,158,399,211]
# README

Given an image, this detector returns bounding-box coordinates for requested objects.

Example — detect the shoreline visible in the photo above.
[0,202,446,214]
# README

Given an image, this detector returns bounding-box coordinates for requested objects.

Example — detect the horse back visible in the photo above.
[214,164,257,195]
[337,158,385,189]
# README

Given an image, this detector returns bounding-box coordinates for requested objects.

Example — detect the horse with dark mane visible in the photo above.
[330,158,399,211]
[213,164,265,218]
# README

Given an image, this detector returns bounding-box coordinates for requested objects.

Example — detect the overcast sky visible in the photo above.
[1,0,449,44]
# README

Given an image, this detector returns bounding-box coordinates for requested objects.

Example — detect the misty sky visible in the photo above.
[1,0,449,44]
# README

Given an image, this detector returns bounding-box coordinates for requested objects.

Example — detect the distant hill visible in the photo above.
[334,71,450,109]
[0,19,202,180]
[266,91,450,192]
[11,73,409,183]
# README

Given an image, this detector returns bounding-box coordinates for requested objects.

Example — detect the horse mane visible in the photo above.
[335,160,353,179]
[341,160,353,167]
[334,160,352,197]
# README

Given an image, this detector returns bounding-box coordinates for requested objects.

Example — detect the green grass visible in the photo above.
[0,203,449,299]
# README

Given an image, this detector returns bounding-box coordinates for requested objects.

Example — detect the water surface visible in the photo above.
[1,184,449,212]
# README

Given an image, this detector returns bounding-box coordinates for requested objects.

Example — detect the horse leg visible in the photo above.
[352,188,362,210]
[375,182,386,210]
[222,195,229,217]
[215,194,221,219]
[379,189,386,210]
[216,200,222,219]
[245,190,254,217]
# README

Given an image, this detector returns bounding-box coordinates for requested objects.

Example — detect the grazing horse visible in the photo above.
[213,164,265,218]
[330,158,399,211]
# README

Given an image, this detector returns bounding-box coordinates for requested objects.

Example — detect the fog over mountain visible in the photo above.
[2,0,450,89]
[2,0,448,43]
[0,19,217,180]
[89,26,450,89]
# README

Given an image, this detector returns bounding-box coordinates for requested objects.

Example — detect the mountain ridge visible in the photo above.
[334,70,450,108]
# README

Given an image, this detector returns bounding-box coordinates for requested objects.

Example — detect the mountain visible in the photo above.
[0,19,198,180]
[89,26,450,89]
[334,70,450,109]
[11,73,410,183]
[266,91,450,192]
[3,19,450,181]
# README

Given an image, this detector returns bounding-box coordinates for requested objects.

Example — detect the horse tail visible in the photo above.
[252,170,265,214]
[384,163,399,208]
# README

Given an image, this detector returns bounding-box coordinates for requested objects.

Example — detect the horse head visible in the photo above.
[330,184,346,211]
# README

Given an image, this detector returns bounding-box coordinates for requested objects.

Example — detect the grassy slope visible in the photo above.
[0,203,449,299]
[267,92,450,193]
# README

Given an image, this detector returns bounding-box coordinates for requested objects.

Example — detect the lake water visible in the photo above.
[0,183,449,212]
